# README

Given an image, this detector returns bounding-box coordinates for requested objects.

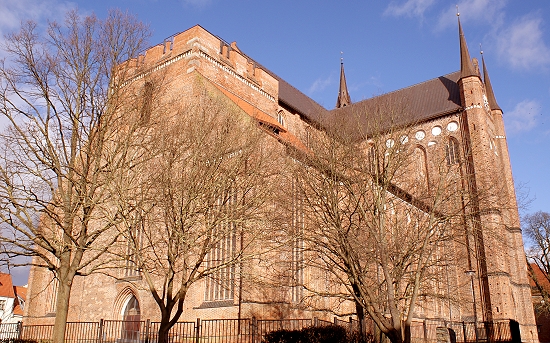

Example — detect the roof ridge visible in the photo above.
[330,71,460,111]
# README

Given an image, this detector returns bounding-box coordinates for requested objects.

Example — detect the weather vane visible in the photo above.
[456,5,460,17]
[340,51,344,64]
[480,43,483,55]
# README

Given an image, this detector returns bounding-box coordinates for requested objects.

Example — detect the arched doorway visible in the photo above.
[122,295,141,342]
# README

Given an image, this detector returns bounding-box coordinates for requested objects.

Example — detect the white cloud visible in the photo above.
[384,0,436,18]
[0,0,74,37]
[496,13,550,70]
[436,0,506,31]
[308,75,334,94]
[504,99,541,134]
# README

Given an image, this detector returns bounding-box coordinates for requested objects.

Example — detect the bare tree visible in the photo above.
[0,10,150,343]
[524,211,550,312]
[287,107,469,343]
[113,86,280,343]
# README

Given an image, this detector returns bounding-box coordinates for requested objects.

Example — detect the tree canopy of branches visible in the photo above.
[524,211,550,312]
[287,110,466,343]
[114,82,281,343]
[0,10,150,343]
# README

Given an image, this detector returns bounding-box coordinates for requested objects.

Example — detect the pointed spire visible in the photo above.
[336,53,351,108]
[481,52,501,111]
[458,13,477,79]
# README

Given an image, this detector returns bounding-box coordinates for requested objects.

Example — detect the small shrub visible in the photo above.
[263,329,303,343]
[262,325,348,343]
[0,339,39,343]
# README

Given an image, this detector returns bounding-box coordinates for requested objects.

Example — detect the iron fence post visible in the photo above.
[98,319,104,343]
[251,316,257,343]
[314,317,318,327]
[145,319,150,343]
[423,320,428,343]
[17,321,22,340]
[195,318,200,343]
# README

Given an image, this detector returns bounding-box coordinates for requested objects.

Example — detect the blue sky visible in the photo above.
[1,0,549,284]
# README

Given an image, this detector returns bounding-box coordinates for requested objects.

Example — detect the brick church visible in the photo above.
[24,18,538,342]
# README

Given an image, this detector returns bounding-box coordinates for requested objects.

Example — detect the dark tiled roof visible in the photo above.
[322,71,462,140]
[235,43,462,138]
[277,78,328,125]
[275,71,462,141]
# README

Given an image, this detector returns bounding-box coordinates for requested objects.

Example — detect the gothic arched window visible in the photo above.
[413,146,429,195]
[445,138,460,166]
[123,295,140,321]
[277,110,285,127]
[122,295,141,342]
[204,187,237,302]
[140,81,153,124]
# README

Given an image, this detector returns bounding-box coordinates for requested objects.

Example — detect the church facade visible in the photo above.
[23,21,538,342]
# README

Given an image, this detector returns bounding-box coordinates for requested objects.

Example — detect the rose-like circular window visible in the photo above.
[447,121,458,132]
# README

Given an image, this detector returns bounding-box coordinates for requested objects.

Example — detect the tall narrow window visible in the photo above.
[305,126,312,148]
[140,81,153,124]
[46,274,58,314]
[122,295,141,342]
[204,188,237,302]
[291,181,304,304]
[124,214,143,278]
[367,145,376,174]
[445,138,460,166]
[412,146,429,196]
[123,295,141,321]
[277,110,285,127]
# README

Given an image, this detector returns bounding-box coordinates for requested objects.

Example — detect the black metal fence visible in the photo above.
[410,319,516,343]
[0,318,518,343]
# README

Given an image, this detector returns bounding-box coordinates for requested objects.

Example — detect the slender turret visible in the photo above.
[481,54,501,111]
[459,17,477,79]
[336,57,351,108]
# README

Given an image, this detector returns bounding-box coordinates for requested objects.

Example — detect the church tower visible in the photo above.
[456,13,493,324]
[457,15,538,340]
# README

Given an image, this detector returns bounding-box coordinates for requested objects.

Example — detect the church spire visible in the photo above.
[481,53,501,111]
[458,14,477,79]
[336,55,351,108]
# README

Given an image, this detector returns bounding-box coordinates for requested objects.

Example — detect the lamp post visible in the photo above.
[465,270,478,342]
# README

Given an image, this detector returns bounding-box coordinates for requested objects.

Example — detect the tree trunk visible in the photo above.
[355,300,366,342]
[403,322,411,343]
[156,301,184,343]
[385,328,404,343]
[52,277,72,343]
[157,321,171,343]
